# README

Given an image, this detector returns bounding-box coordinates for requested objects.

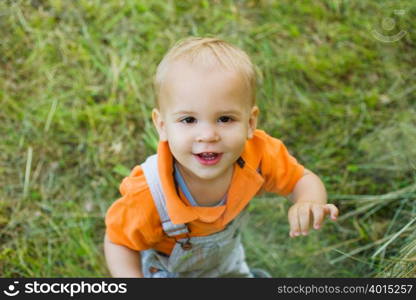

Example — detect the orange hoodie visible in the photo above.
[105,129,304,255]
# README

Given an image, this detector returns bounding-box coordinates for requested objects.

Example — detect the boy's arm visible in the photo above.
[290,168,327,205]
[104,233,143,277]
[288,169,339,237]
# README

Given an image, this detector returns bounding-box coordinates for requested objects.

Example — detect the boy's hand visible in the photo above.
[288,202,339,238]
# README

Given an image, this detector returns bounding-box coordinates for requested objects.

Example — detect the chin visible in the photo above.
[193,171,218,180]
[192,169,224,181]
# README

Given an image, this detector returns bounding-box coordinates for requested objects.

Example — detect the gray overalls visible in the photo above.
[141,154,253,278]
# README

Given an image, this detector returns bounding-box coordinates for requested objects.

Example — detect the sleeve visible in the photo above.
[105,166,162,251]
[260,134,305,196]
[105,198,150,251]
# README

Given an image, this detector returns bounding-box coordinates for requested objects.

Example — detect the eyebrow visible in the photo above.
[219,110,242,115]
[173,110,194,115]
[173,110,241,115]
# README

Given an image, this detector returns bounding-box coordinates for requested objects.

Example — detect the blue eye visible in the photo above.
[181,117,196,124]
[218,116,233,123]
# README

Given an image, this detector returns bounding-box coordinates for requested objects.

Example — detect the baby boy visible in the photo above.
[104,37,339,277]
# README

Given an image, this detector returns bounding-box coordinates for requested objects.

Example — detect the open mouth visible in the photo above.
[194,152,223,165]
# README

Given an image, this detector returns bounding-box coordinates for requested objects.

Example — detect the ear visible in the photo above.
[247,106,259,139]
[152,108,168,141]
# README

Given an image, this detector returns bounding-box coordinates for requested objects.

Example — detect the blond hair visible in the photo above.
[154,37,256,107]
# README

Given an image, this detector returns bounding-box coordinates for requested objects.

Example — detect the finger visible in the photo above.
[298,204,311,235]
[288,206,300,237]
[311,204,324,230]
[324,204,339,220]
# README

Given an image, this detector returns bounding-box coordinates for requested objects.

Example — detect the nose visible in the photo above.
[196,123,220,143]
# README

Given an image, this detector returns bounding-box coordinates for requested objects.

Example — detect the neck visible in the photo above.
[177,164,234,206]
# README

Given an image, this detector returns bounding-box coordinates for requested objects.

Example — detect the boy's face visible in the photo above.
[152,60,258,183]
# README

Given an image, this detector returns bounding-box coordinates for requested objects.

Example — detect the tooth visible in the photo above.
[199,152,216,159]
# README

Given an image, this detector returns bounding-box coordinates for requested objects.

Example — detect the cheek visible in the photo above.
[223,130,247,150]
[166,126,192,146]
[166,124,181,138]
[228,123,249,138]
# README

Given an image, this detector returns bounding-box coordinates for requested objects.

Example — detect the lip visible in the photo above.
[193,153,223,166]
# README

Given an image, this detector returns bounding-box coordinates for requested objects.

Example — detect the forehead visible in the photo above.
[159,60,250,111]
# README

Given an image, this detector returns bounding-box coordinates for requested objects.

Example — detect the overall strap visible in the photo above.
[141,154,189,237]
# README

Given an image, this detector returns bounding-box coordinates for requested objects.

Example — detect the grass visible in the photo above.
[1,0,415,277]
